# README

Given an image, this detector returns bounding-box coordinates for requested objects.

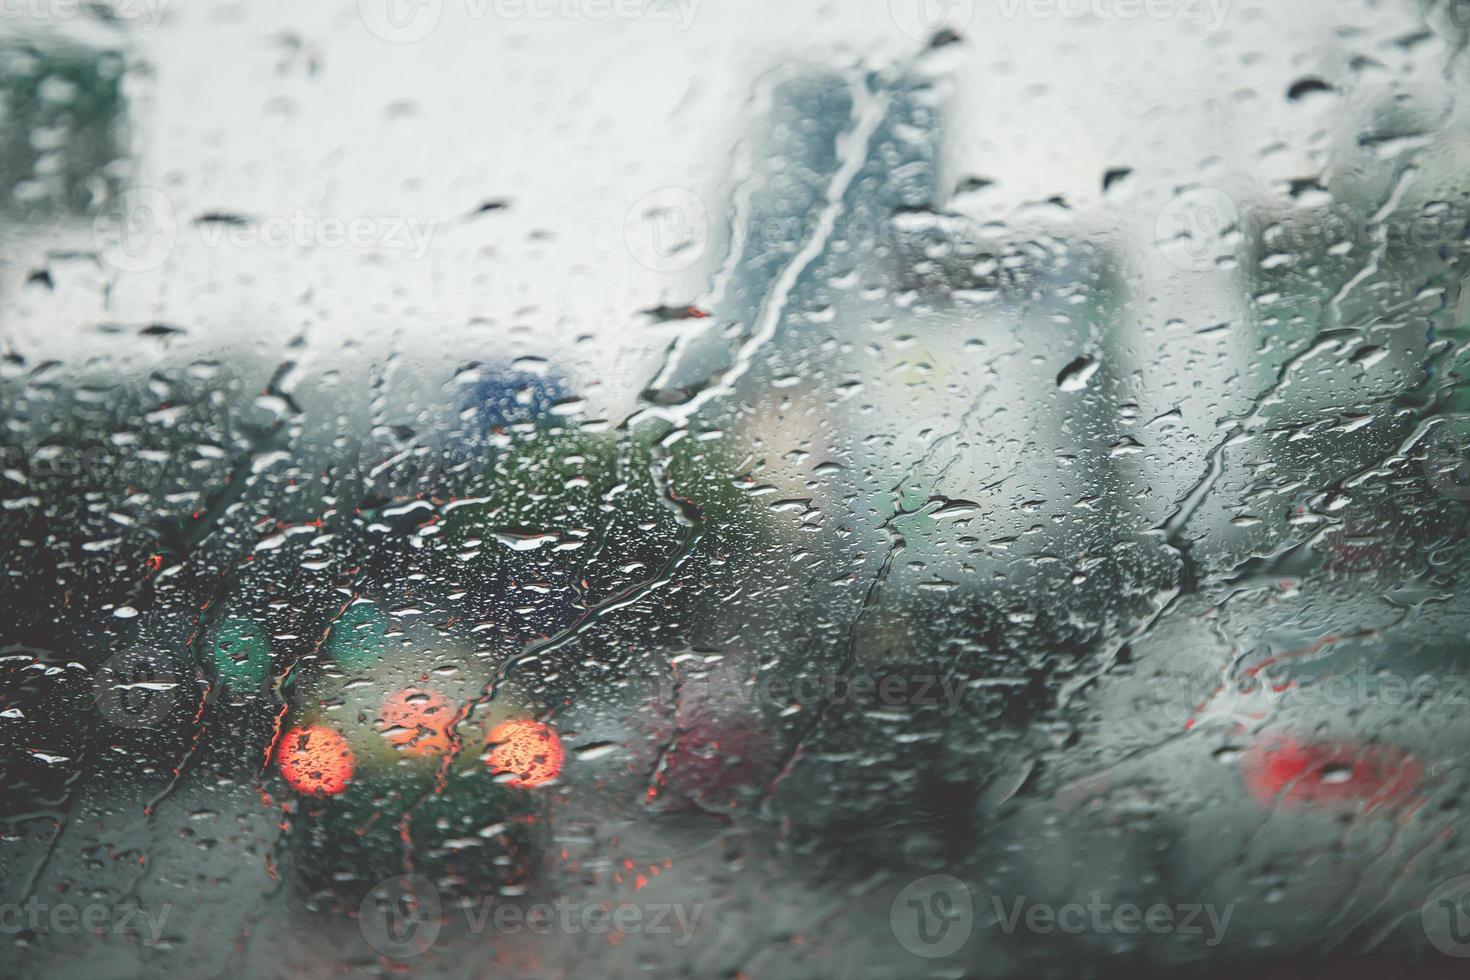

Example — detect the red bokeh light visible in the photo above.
[277,724,355,796]
[1241,734,1420,814]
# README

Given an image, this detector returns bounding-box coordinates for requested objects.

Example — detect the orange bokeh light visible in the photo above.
[376,687,454,757]
[277,724,354,796]
[486,720,565,788]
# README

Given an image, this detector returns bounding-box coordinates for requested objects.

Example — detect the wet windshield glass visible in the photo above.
[5,1,1470,977]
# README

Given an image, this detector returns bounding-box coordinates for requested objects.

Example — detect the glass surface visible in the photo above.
[4,1,1470,976]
